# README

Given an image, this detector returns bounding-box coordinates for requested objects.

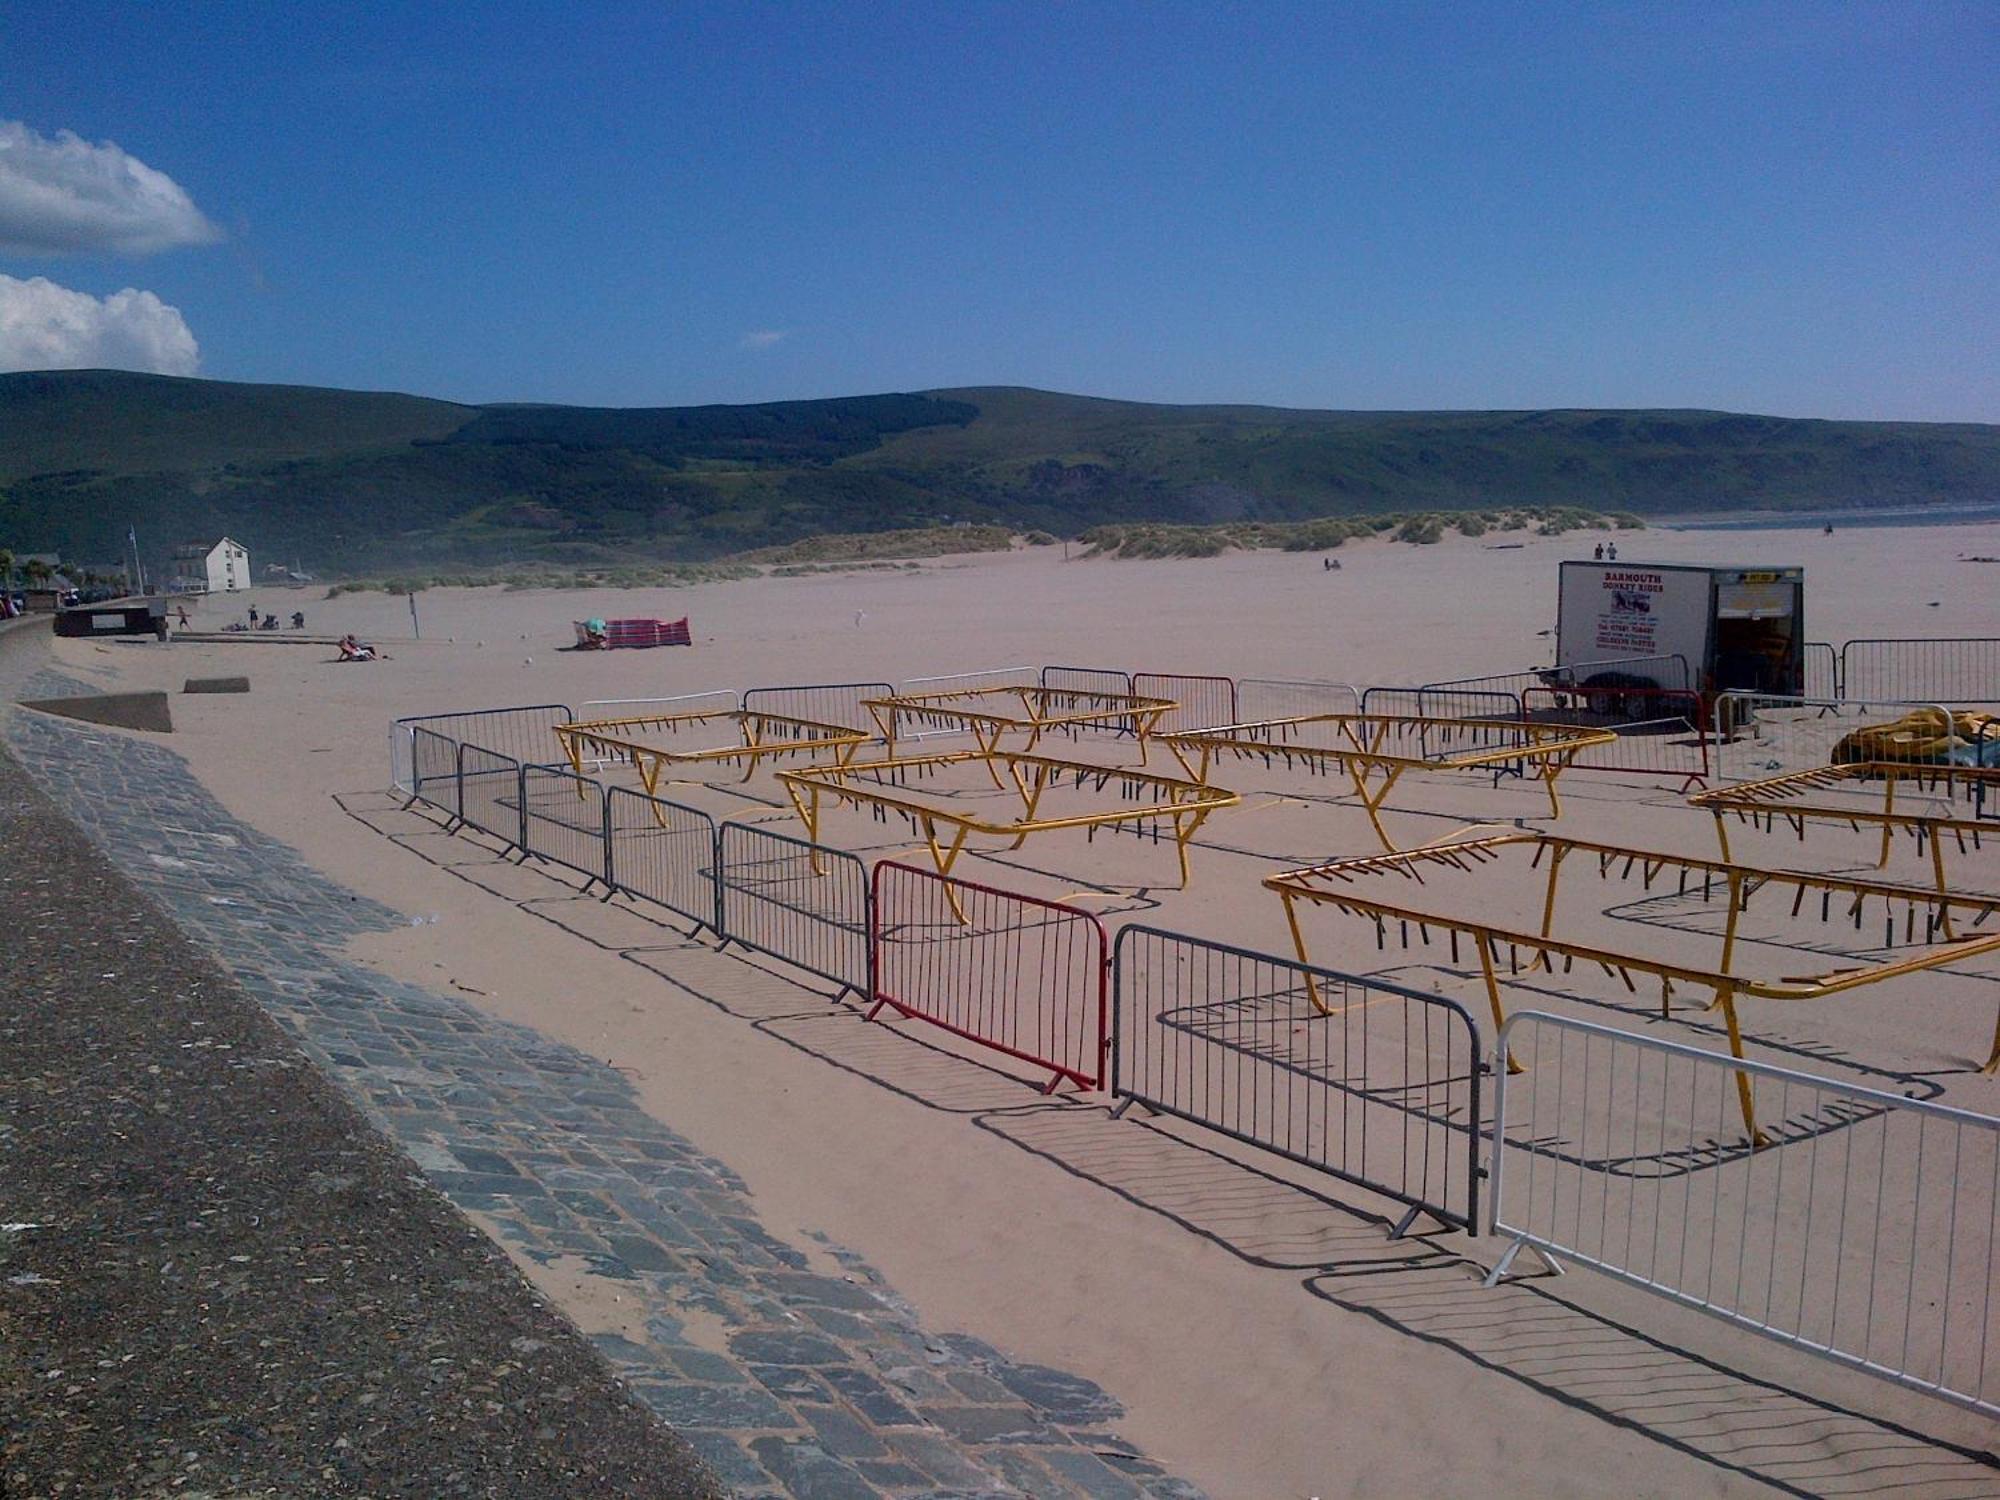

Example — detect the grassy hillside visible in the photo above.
[2,371,1994,574]
[0,368,474,483]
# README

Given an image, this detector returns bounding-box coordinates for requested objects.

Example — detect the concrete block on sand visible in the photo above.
[184,675,251,694]
[19,690,173,733]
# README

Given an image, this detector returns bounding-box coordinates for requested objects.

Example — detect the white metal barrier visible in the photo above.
[1486,1011,1999,1419]
[1712,693,1955,781]
[578,689,741,720]
[573,690,742,768]
[894,667,1039,741]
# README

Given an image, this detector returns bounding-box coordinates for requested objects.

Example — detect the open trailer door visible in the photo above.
[1709,567,1804,695]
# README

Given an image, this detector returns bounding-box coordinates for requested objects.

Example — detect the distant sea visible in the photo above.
[1662,503,2000,532]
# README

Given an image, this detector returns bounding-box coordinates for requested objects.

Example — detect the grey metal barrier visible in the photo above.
[1112,925,1485,1235]
[1412,654,1693,712]
[605,786,720,934]
[1131,672,1238,733]
[458,744,525,850]
[1804,641,1841,700]
[740,681,893,735]
[1237,677,1363,720]
[519,764,610,889]
[391,702,573,791]
[1486,1010,1999,1420]
[408,726,460,815]
[1840,637,2000,705]
[714,819,872,999]
[1710,692,1955,781]
[1358,686,1522,721]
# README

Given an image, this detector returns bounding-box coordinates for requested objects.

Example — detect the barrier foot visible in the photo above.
[1109,1095,1153,1121]
[1389,1204,1425,1240]
[1482,1236,1563,1286]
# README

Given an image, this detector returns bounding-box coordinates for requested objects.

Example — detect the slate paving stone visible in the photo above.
[996,1363,1126,1426]
[732,1329,853,1366]
[636,1379,803,1430]
[921,1404,1062,1446]
[3,704,1207,1500]
[800,1403,892,1459]
[749,1438,885,1500]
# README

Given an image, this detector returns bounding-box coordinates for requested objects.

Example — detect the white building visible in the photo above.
[170,537,252,594]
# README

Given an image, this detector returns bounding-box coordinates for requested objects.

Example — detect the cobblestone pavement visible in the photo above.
[7,684,1204,1500]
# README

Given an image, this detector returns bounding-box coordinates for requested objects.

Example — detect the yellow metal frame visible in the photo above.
[1266,831,2000,1143]
[555,709,872,805]
[1691,761,1999,897]
[1160,713,1618,850]
[863,685,1178,772]
[776,749,1241,911]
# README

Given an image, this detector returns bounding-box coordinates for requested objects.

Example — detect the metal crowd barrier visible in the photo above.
[1840,637,2000,705]
[1804,641,1841,700]
[1236,677,1363,721]
[458,744,525,848]
[578,688,740,730]
[1711,692,1956,781]
[714,820,872,999]
[1112,925,1484,1235]
[391,702,573,793]
[894,668,1039,742]
[605,786,720,935]
[408,726,461,815]
[1486,1010,1999,1420]
[1412,653,1693,710]
[740,681,894,736]
[1131,672,1238,734]
[869,861,1109,1091]
[1519,685,1709,787]
[1039,664,1134,697]
[520,765,610,889]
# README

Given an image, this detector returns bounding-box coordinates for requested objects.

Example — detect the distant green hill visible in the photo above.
[2,370,1994,573]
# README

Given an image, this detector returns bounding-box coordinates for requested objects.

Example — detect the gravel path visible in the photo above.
[0,739,724,1498]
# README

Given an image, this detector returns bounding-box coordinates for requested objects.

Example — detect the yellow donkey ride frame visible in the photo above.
[555,708,872,805]
[776,749,1241,916]
[1691,761,2000,899]
[862,684,1179,773]
[1266,830,2000,1144]
[1160,713,1618,851]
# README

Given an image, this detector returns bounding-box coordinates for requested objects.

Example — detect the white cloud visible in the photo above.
[740,329,788,350]
[0,120,220,256]
[0,274,199,375]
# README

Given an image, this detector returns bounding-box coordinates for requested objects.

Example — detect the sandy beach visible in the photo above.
[22,519,2000,1496]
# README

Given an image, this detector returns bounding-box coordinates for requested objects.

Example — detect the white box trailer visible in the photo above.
[1556,561,1804,699]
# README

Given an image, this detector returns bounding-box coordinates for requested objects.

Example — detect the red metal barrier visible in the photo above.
[1521,685,1710,789]
[1131,672,1238,733]
[868,861,1109,1091]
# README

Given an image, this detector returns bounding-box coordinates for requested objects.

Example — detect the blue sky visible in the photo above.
[1,1,1993,419]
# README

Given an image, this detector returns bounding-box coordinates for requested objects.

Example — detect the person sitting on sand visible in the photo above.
[291,610,305,629]
[338,634,381,662]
